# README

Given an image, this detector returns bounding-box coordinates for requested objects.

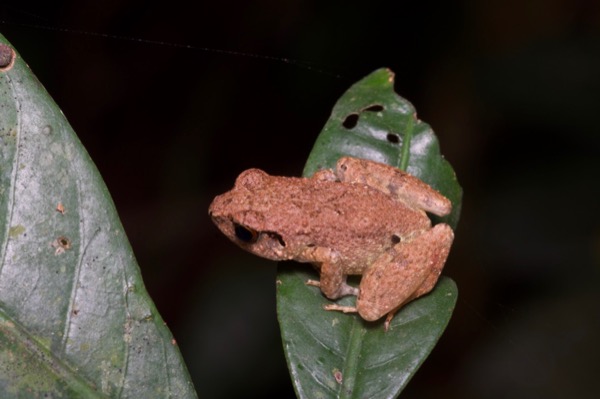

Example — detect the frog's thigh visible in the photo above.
[356,223,454,321]
[336,157,451,216]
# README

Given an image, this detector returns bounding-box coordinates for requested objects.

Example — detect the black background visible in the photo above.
[2,1,600,397]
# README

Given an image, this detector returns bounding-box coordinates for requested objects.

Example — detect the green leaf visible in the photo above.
[0,35,197,397]
[277,68,462,398]
[303,68,461,229]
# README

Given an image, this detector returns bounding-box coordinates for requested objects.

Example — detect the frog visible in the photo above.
[208,156,454,330]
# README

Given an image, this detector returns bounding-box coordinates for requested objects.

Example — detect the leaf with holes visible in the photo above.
[0,35,197,397]
[276,68,461,398]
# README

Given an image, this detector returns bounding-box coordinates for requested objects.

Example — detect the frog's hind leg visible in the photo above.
[356,223,454,328]
[335,157,452,216]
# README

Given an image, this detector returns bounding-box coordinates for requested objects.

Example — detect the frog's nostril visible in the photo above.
[391,235,401,244]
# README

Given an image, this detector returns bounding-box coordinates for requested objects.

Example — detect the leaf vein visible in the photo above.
[339,321,366,399]
[292,311,345,358]
[0,73,20,279]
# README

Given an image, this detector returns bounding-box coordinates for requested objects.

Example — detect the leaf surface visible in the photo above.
[277,68,461,398]
[0,35,197,398]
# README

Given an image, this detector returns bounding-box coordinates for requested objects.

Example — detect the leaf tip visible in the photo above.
[385,68,395,83]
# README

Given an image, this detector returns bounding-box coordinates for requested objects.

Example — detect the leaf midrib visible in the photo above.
[339,319,367,399]
[0,72,19,280]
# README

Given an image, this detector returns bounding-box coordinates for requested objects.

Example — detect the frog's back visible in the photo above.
[260,176,431,271]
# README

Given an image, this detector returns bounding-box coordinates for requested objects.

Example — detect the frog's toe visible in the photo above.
[305,279,321,287]
[323,304,357,314]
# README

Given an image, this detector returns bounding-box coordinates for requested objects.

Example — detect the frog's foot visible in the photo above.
[323,304,358,314]
[326,304,395,331]
[305,279,321,287]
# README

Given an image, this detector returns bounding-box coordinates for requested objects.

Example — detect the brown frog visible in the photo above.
[209,157,454,329]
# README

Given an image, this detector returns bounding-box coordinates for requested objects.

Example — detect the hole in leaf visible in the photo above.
[0,44,15,71]
[52,236,72,255]
[342,113,359,129]
[364,104,384,112]
[386,133,400,144]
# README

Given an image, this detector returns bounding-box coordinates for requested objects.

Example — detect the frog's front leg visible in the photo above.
[301,247,358,299]
[356,223,454,327]
[323,223,453,329]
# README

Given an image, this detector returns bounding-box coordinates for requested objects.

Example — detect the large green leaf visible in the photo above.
[277,68,461,398]
[0,35,197,397]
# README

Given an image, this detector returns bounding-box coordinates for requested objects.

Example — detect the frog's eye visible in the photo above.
[234,223,258,243]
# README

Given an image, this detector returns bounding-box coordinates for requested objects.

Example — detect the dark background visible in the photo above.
[2,1,600,397]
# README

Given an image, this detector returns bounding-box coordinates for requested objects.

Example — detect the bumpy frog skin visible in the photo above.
[209,157,454,329]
